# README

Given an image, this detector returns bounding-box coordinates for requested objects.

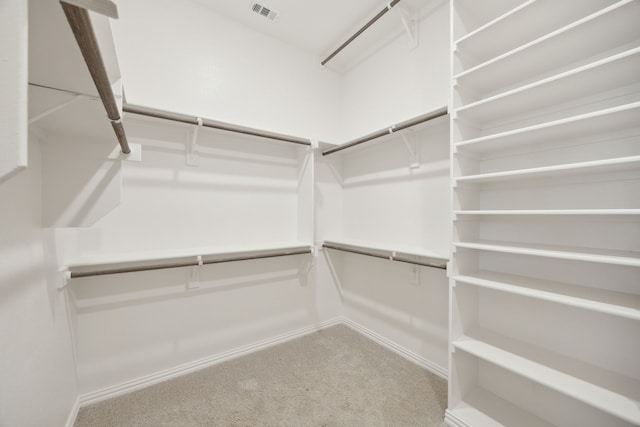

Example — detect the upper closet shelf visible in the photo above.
[322,239,448,270]
[29,0,131,152]
[455,0,614,64]
[124,104,315,147]
[455,102,640,153]
[453,329,640,425]
[454,0,640,97]
[455,155,640,185]
[321,0,400,66]
[452,0,523,40]
[322,106,448,156]
[65,243,313,280]
[455,47,640,125]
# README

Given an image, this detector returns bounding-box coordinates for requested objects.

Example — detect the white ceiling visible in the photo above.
[191,0,426,68]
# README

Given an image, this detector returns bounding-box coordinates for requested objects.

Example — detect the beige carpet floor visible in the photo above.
[74,324,448,426]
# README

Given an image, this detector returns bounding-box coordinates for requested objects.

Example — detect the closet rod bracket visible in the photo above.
[58,267,71,289]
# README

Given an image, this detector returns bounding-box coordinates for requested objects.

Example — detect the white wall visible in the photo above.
[20,0,452,411]
[112,0,342,143]
[339,0,450,141]
[318,0,452,375]
[43,118,303,257]
[341,122,450,253]
[42,116,342,398]
[0,136,78,427]
[0,0,28,183]
[320,121,451,375]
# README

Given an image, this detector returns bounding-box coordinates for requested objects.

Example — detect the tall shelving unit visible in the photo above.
[447,1,640,426]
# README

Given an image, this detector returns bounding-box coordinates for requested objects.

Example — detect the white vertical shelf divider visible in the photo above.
[447,1,640,426]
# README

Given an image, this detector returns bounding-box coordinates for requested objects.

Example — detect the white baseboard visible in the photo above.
[64,397,80,427]
[444,409,469,427]
[77,316,448,411]
[341,317,449,380]
[78,317,343,407]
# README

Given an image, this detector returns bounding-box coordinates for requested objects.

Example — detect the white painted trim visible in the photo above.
[341,317,449,379]
[78,317,343,406]
[444,410,469,427]
[64,397,80,427]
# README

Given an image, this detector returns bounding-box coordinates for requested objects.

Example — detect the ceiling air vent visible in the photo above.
[250,2,278,21]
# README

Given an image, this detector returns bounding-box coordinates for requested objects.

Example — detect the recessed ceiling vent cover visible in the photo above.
[250,2,278,21]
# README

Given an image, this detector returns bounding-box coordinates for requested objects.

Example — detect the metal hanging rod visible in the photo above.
[60,0,131,154]
[321,0,401,66]
[123,104,313,147]
[69,247,313,278]
[322,106,448,156]
[322,242,447,270]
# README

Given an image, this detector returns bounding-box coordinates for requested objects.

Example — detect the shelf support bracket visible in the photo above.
[186,117,203,167]
[400,131,420,169]
[322,247,344,298]
[29,95,84,125]
[324,158,344,187]
[410,263,420,285]
[394,3,418,50]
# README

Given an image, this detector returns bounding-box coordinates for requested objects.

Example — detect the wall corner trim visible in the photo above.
[64,397,81,427]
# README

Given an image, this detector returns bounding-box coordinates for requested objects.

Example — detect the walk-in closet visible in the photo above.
[1,0,638,426]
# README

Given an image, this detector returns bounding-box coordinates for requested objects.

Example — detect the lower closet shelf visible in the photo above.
[452,272,640,321]
[446,387,554,427]
[322,239,448,270]
[454,209,640,216]
[454,240,640,267]
[452,330,640,424]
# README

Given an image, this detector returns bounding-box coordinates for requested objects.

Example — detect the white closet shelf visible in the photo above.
[446,387,555,427]
[322,238,448,269]
[455,155,640,185]
[67,242,314,278]
[454,0,616,69]
[454,0,536,48]
[453,329,640,425]
[454,209,640,216]
[322,106,448,156]
[453,240,640,267]
[453,0,524,41]
[452,271,640,321]
[455,102,640,154]
[454,47,640,125]
[454,0,640,95]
